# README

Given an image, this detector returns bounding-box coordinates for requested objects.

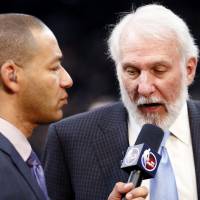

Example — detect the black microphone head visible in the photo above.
[121,124,164,182]
[135,124,164,152]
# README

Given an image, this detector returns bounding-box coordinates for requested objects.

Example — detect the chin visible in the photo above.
[49,114,63,123]
[134,111,170,129]
[52,112,63,122]
[41,112,64,124]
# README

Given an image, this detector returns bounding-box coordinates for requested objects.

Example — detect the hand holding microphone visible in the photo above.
[108,182,148,200]
[121,124,164,200]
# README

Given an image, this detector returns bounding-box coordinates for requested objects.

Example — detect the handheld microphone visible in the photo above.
[121,124,164,200]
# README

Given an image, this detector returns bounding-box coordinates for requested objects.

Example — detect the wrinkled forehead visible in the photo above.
[120,21,178,47]
[118,27,182,63]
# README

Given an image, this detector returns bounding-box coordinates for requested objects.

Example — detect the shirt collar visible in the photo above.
[0,117,32,161]
[169,102,190,145]
[128,101,190,145]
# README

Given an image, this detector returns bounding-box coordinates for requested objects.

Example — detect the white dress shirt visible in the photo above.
[0,117,31,161]
[128,102,198,200]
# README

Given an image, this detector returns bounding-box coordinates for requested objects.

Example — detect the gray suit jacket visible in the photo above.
[43,100,200,200]
[0,133,46,200]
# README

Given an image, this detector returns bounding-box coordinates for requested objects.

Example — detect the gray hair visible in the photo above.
[108,4,199,65]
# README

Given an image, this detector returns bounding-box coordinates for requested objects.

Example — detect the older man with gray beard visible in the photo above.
[43,4,199,200]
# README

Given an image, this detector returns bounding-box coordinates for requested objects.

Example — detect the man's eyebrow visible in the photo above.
[49,54,63,65]
[122,60,171,68]
[122,62,138,68]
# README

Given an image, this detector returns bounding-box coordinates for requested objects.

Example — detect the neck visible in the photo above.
[0,94,38,137]
[0,111,37,138]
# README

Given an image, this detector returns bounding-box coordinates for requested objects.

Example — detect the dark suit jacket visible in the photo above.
[43,100,200,200]
[0,133,46,200]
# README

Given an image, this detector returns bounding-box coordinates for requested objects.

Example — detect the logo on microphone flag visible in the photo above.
[121,144,161,179]
[141,148,157,171]
[124,147,139,166]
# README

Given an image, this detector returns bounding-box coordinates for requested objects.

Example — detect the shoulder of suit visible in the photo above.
[187,99,200,107]
[187,99,200,114]
[0,149,13,170]
[51,101,125,126]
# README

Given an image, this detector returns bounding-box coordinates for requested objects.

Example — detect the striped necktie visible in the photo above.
[27,151,49,200]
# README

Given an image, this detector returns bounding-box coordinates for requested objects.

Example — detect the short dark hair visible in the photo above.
[0,13,47,66]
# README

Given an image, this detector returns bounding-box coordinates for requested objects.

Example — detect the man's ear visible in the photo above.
[186,57,197,86]
[0,60,20,93]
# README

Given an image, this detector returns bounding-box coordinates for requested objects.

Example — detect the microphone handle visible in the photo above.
[122,170,143,200]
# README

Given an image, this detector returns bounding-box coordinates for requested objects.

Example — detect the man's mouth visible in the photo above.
[138,103,163,108]
[138,103,164,112]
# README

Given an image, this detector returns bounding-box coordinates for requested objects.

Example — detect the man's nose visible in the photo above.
[60,67,73,89]
[137,72,155,97]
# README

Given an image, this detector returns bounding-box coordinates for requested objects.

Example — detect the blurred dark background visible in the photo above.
[1,0,199,158]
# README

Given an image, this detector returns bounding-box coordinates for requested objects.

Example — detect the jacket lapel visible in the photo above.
[187,100,200,199]
[92,103,129,192]
[0,133,45,200]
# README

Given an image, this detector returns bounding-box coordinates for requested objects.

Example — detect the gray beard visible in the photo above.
[119,78,189,131]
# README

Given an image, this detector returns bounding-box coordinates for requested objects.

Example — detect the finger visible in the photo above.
[125,186,148,200]
[126,196,145,200]
[108,182,134,200]
[116,182,134,194]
